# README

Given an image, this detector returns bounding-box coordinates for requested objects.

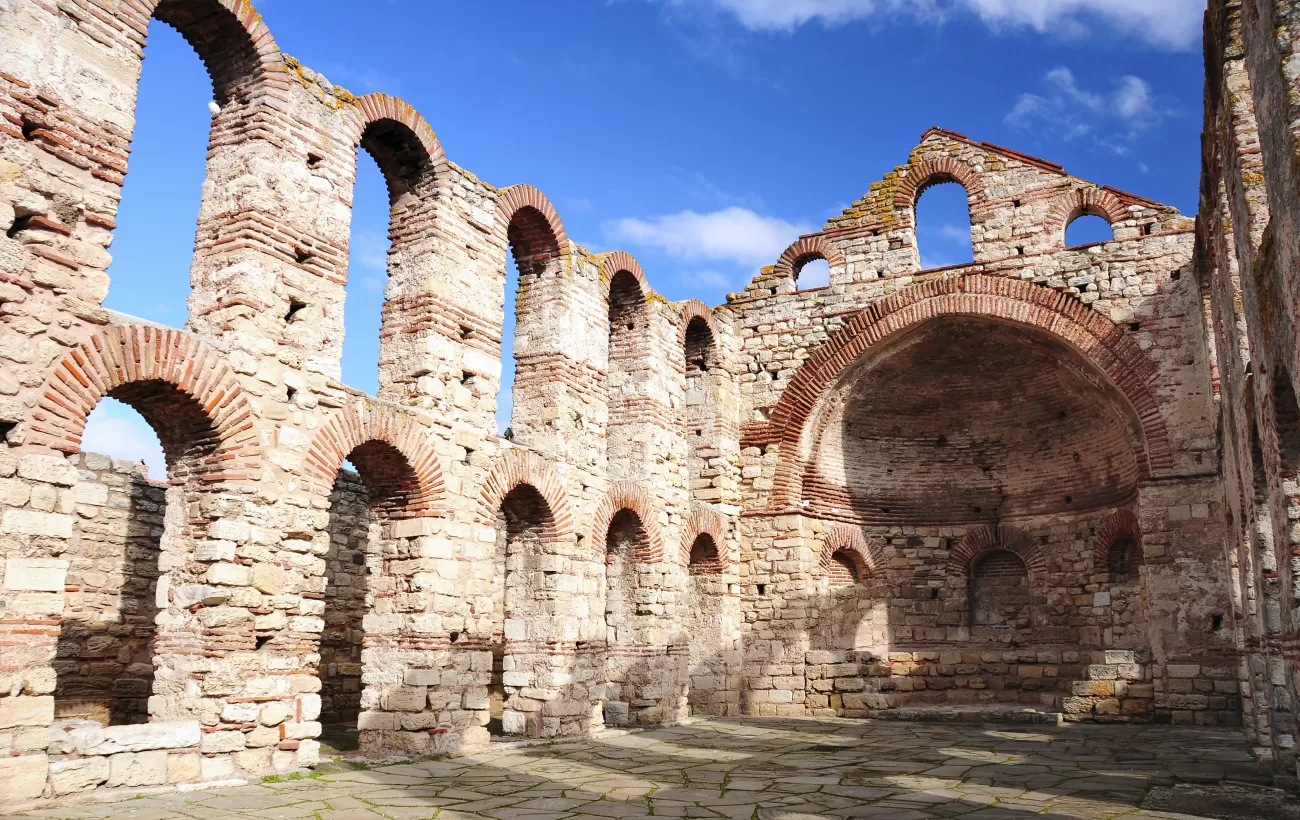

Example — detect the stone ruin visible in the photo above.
[0,0,1295,806]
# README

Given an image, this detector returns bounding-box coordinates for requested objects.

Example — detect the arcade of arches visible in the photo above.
[0,0,1298,804]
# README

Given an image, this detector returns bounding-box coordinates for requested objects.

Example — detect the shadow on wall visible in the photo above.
[56,459,166,727]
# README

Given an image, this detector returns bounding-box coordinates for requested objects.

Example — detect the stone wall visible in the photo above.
[0,0,1292,806]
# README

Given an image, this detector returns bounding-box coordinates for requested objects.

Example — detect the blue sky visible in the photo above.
[88,0,1207,478]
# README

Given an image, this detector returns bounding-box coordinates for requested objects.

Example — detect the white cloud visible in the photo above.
[350,230,390,272]
[81,398,167,480]
[654,0,1203,49]
[1005,67,1169,145]
[605,206,813,268]
[685,269,737,290]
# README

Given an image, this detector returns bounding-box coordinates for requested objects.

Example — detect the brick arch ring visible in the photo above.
[495,184,569,260]
[819,524,884,582]
[772,236,846,283]
[763,274,1173,510]
[302,400,445,516]
[138,0,286,105]
[1092,509,1141,571]
[682,504,727,569]
[1046,186,1130,240]
[345,92,450,184]
[478,449,574,543]
[22,324,261,476]
[590,481,667,562]
[893,156,986,217]
[948,525,1046,579]
[600,251,652,302]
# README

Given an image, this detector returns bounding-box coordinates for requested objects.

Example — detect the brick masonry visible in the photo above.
[0,0,1293,804]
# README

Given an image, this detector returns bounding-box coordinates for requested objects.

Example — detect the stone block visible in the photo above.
[0,753,49,802]
[200,755,236,782]
[18,455,77,486]
[207,562,251,587]
[71,721,200,755]
[201,731,246,753]
[0,696,53,729]
[386,687,427,712]
[168,752,202,784]
[252,563,286,594]
[2,509,73,537]
[404,669,441,687]
[49,756,108,795]
[2,558,67,592]
[107,750,168,787]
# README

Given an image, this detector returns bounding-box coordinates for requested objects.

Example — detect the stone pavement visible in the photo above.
[5,716,1294,820]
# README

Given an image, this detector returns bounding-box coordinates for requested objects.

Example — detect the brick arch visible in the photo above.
[948,525,1046,579]
[347,92,449,196]
[478,449,573,542]
[1047,187,1130,242]
[591,481,666,562]
[894,157,986,216]
[764,274,1173,509]
[133,0,285,107]
[1093,509,1142,573]
[773,236,846,283]
[23,325,261,478]
[682,505,727,568]
[819,524,884,583]
[680,300,719,373]
[678,300,714,346]
[302,400,445,517]
[496,184,569,264]
[600,251,651,301]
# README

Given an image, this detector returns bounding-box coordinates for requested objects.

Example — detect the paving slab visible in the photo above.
[6,717,1298,820]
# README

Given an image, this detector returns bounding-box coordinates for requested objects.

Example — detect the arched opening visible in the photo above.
[493,484,553,736]
[805,316,1143,525]
[338,146,389,393]
[1107,535,1142,584]
[795,257,831,290]
[914,180,973,269]
[1066,213,1115,247]
[103,20,212,326]
[608,271,649,478]
[688,533,723,575]
[603,508,648,726]
[501,208,564,437]
[604,509,646,645]
[684,315,721,502]
[55,382,221,726]
[826,550,861,588]
[968,550,1031,636]
[684,317,716,375]
[319,439,425,753]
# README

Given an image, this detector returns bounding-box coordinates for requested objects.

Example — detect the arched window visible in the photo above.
[608,270,649,431]
[103,20,211,326]
[684,317,716,375]
[914,181,973,269]
[969,550,1030,628]
[1066,213,1115,247]
[688,533,723,575]
[493,483,553,736]
[55,381,223,726]
[605,509,647,645]
[795,257,831,290]
[501,204,565,437]
[319,439,426,747]
[339,148,388,393]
